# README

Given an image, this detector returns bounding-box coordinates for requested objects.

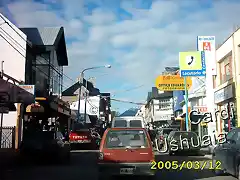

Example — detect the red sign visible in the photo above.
[203,42,211,51]
[194,106,208,113]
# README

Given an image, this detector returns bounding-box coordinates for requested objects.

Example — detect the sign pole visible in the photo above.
[184,76,189,131]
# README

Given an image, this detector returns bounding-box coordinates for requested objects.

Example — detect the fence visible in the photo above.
[0,126,15,149]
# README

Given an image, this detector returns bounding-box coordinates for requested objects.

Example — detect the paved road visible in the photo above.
[3,152,237,180]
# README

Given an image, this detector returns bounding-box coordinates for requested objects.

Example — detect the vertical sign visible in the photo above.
[197,36,216,75]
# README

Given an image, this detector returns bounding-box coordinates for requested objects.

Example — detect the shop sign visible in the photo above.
[18,85,35,95]
[214,85,233,104]
[155,75,192,91]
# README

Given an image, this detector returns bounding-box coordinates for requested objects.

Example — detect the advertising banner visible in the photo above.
[70,96,100,116]
[197,36,216,75]
[173,90,184,112]
[18,85,35,95]
[179,51,206,77]
[155,75,192,91]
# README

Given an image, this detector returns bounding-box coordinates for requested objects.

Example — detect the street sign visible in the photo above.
[179,51,206,77]
[155,75,192,91]
[197,36,216,75]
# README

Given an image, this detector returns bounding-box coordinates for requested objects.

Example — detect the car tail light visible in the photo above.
[98,152,104,160]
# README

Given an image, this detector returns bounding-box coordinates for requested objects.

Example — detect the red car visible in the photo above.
[98,128,155,179]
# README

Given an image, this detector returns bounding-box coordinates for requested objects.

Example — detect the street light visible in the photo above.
[76,65,111,122]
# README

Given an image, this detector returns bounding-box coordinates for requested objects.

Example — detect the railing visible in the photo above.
[0,126,15,149]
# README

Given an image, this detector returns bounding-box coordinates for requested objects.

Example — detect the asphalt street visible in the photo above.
[2,151,237,180]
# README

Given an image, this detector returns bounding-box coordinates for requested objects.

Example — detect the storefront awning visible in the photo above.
[0,79,35,104]
[49,95,70,116]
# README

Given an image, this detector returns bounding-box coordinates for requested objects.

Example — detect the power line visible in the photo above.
[0,14,75,83]
[111,98,145,105]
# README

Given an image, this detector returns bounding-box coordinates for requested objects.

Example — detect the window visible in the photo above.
[114,120,127,127]
[213,76,216,88]
[105,130,148,148]
[220,54,232,84]
[129,120,142,127]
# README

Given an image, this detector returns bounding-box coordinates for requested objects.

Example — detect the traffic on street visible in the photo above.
[1,0,240,180]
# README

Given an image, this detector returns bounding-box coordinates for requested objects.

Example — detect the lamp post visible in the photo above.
[76,65,111,122]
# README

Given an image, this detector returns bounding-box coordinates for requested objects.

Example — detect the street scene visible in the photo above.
[1,0,240,180]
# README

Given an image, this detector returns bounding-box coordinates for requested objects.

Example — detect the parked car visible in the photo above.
[212,128,240,179]
[111,116,145,128]
[98,128,155,179]
[20,131,70,163]
[167,131,200,155]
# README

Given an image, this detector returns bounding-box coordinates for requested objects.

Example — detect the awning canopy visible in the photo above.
[0,79,35,104]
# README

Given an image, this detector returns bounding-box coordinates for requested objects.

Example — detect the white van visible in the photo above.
[111,116,145,128]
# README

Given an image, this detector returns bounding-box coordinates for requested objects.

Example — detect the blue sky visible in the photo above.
[1,0,240,113]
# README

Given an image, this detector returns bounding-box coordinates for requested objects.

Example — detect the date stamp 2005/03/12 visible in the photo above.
[151,160,222,171]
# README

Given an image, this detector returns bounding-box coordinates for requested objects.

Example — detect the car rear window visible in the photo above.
[114,120,127,127]
[129,120,142,127]
[105,130,148,148]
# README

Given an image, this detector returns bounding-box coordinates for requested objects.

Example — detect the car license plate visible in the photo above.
[120,168,134,174]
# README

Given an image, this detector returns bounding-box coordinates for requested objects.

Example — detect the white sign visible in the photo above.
[157,114,172,121]
[18,85,35,95]
[197,36,216,75]
[70,96,100,116]
[214,85,233,104]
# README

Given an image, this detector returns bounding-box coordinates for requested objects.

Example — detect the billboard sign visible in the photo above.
[179,51,206,77]
[155,75,192,91]
[197,36,216,75]
[173,90,184,112]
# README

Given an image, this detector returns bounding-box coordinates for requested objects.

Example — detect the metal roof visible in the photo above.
[20,27,61,46]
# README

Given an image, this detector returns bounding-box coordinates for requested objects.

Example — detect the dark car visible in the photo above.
[20,131,70,163]
[212,128,240,179]
[98,128,155,179]
[167,131,200,155]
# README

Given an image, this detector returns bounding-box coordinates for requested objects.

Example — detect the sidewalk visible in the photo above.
[0,149,18,179]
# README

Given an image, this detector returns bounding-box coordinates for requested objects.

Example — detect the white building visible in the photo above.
[0,13,27,127]
[145,88,173,124]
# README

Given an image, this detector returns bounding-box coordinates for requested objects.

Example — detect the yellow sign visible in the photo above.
[155,75,192,91]
[179,51,203,71]
[201,121,208,126]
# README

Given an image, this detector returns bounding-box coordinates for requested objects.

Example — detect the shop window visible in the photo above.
[213,76,216,88]
[220,54,232,84]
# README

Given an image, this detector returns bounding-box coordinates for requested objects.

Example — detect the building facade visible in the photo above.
[0,13,27,127]
[213,28,240,134]
[145,87,173,127]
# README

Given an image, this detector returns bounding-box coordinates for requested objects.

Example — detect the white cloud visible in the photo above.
[84,8,116,25]
[2,0,240,104]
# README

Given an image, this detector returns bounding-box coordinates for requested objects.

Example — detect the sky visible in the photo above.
[1,0,240,113]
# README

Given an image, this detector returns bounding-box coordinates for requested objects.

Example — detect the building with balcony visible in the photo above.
[18,27,71,144]
[145,87,173,127]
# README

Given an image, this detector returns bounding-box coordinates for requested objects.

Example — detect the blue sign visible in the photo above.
[173,90,184,112]
[180,51,206,77]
